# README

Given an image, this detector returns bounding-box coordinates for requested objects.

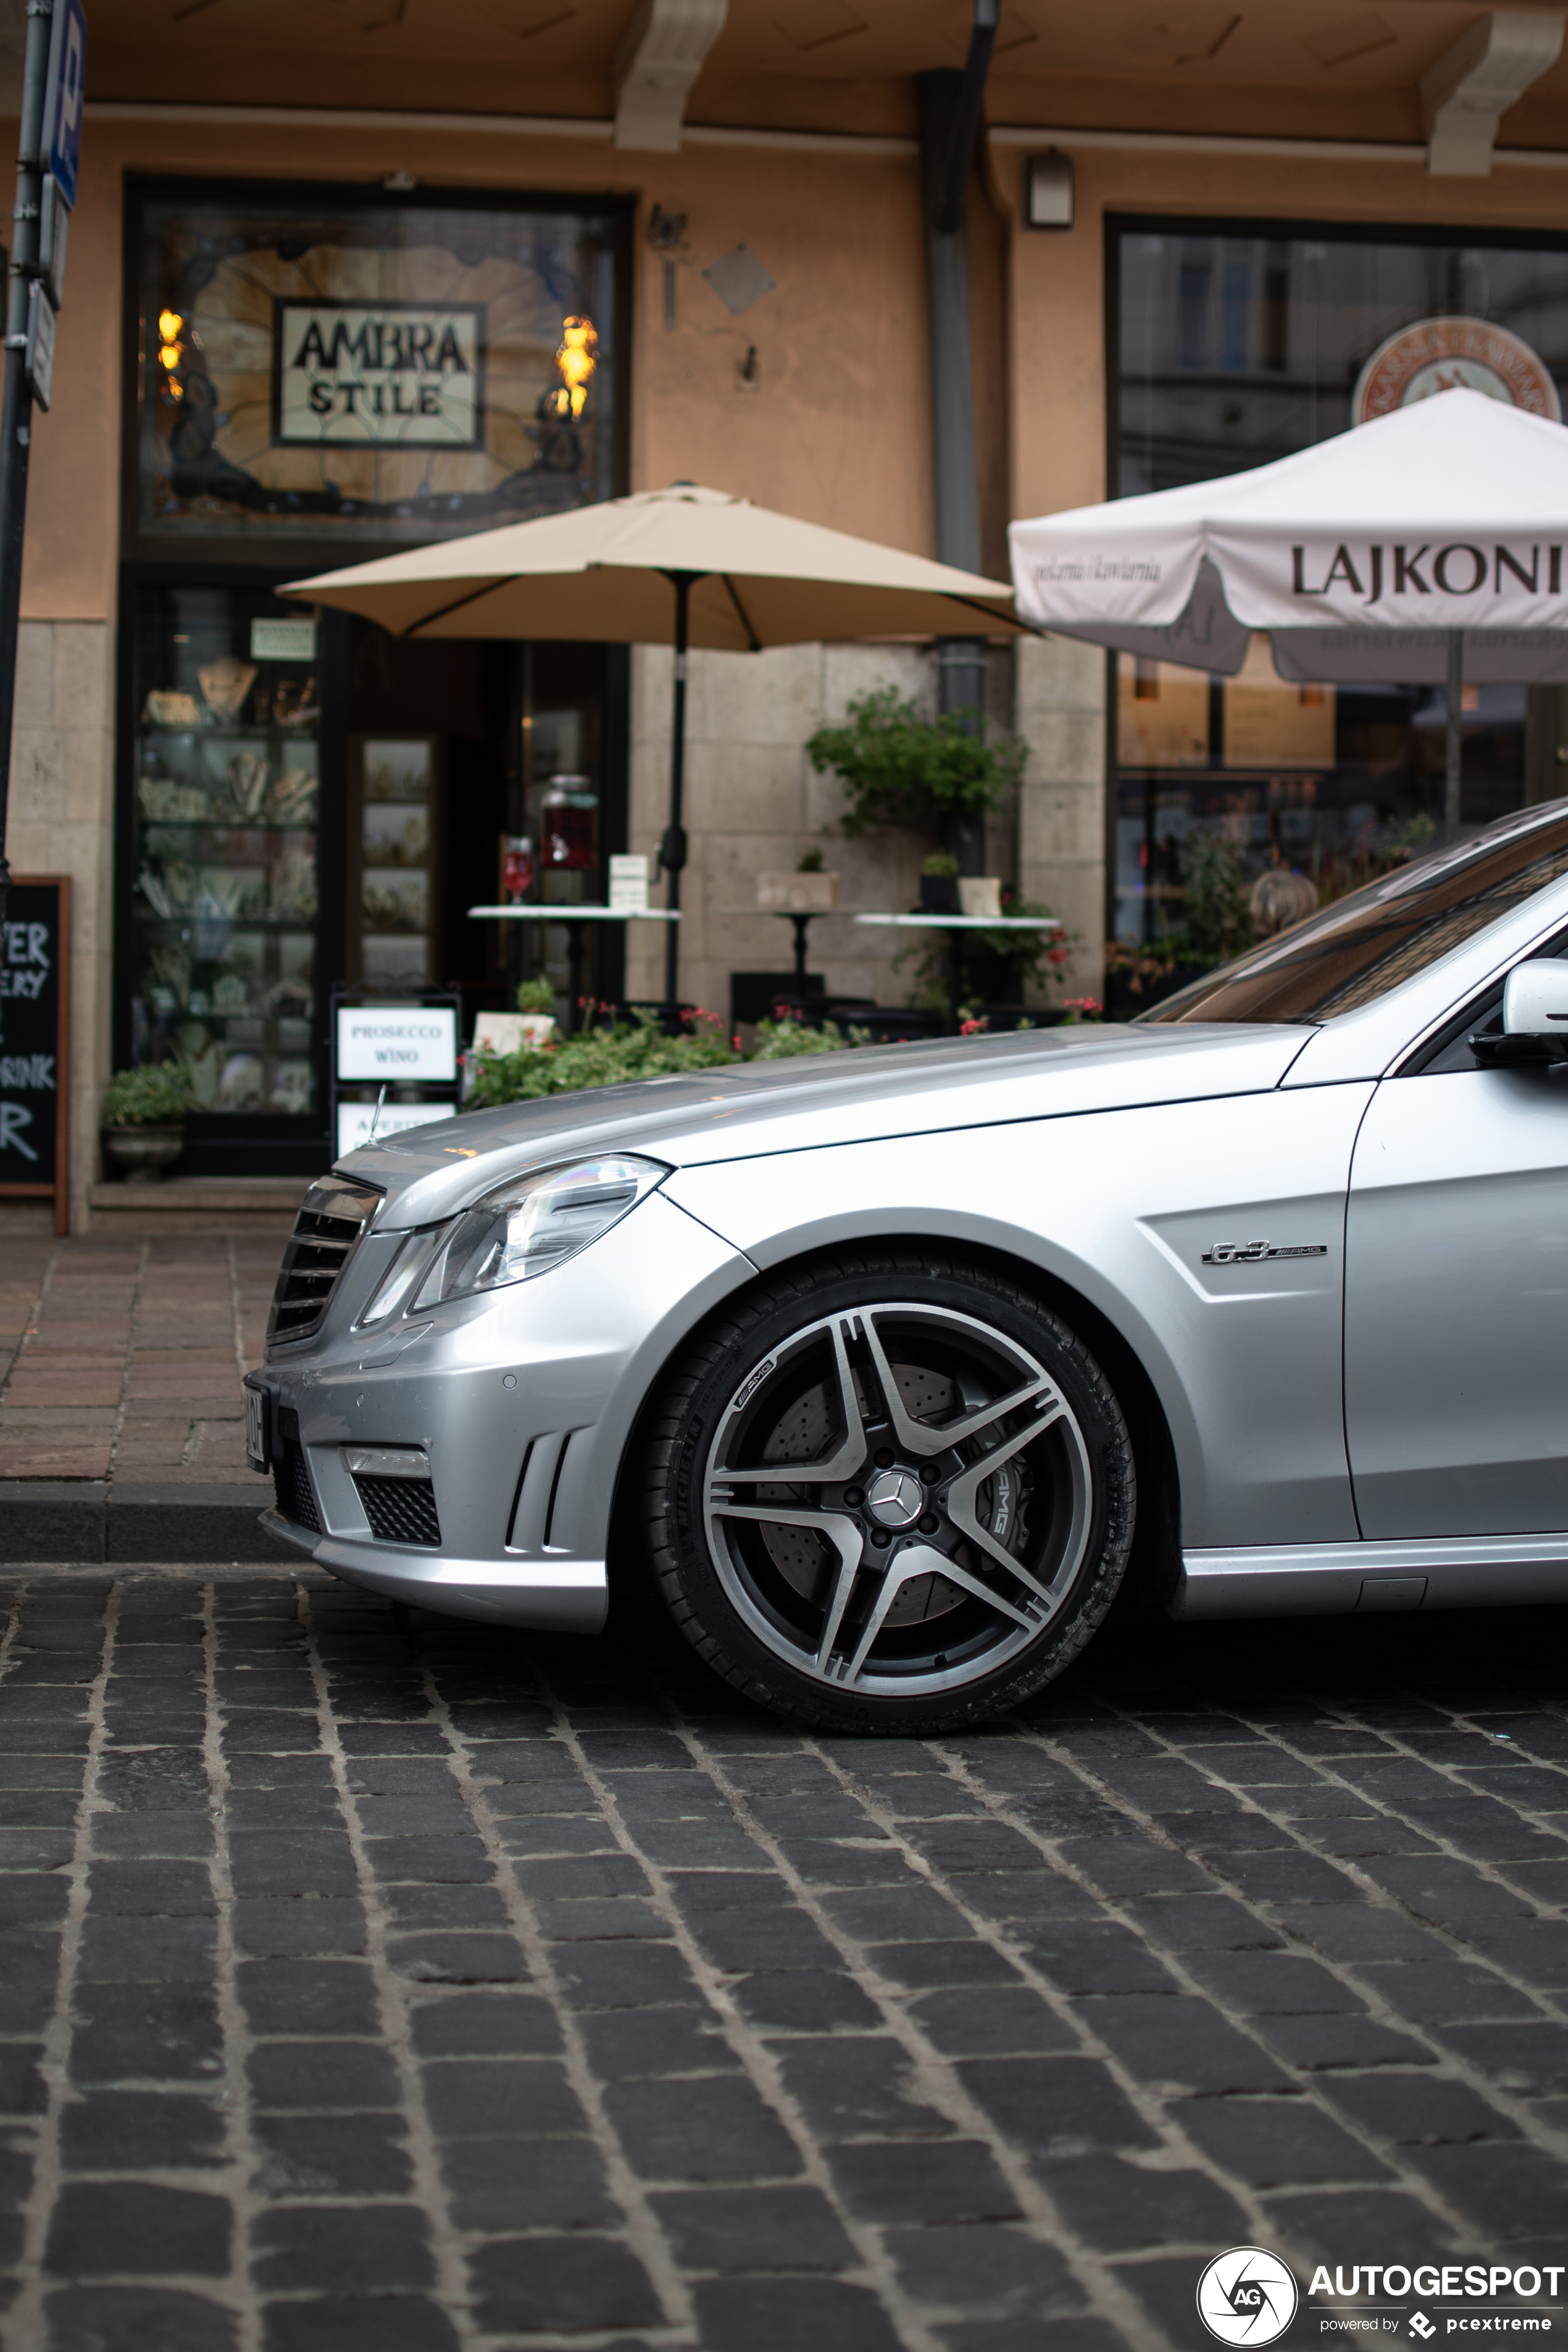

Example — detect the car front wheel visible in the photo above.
[642,1252,1136,1733]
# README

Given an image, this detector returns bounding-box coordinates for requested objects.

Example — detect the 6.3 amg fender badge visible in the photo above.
[1202,1238,1328,1266]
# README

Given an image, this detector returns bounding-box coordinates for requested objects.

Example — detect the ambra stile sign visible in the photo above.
[273,301,485,448]
[335,1005,457,1084]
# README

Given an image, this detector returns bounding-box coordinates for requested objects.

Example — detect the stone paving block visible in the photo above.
[575,2002,740,2080]
[69,1985,222,2079]
[825,2137,1022,2224]
[235,1961,381,2039]
[957,2056,1160,2156]
[691,2273,907,2351]
[650,2183,857,2272]
[907,1986,1081,2058]
[1430,2019,1568,2095]
[249,2205,436,2292]
[246,2041,402,2112]
[730,1969,883,2031]
[385,1934,528,1983]
[435,2134,620,2232]
[43,2285,238,2352]
[1319,2069,1521,2144]
[772,2035,953,2139]
[468,2235,663,2333]
[1174,2094,1395,2185]
[252,2113,414,2196]
[883,2220,1086,2314]
[419,2054,587,2138]
[260,2294,461,2351]
[604,2073,804,2183]
[44,2180,232,2277]
[1035,2150,1249,2252]
[1070,1991,1295,2094]
[231,1900,369,1959]
[1254,2012,1437,2072]
[59,2089,225,2171]
[1180,1947,1367,2014]
[1404,2141,1568,2237]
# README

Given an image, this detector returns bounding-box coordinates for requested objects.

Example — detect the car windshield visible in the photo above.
[1141,805,1568,1027]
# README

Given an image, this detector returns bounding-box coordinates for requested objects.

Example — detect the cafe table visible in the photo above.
[853,911,1064,1031]
[468,903,680,1033]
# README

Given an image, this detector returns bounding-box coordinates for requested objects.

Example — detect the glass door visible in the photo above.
[127,583,326,1144]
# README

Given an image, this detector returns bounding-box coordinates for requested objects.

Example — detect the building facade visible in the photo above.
[4,1,1568,1225]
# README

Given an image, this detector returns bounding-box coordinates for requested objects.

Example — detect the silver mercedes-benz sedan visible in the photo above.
[249,803,1568,1733]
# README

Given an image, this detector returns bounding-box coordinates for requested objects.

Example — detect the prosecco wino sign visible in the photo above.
[272,300,486,448]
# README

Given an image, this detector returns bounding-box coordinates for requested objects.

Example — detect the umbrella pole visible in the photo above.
[659,572,696,1009]
[1445,628,1464,841]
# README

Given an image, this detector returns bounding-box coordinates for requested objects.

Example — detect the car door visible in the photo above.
[1345,982,1568,1537]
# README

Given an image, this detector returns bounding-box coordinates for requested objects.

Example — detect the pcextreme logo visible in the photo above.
[1198,2248,1301,2345]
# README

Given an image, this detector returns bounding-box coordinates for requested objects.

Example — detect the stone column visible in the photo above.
[1014,633,1107,1004]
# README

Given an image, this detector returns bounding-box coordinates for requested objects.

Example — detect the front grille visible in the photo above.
[273,1438,321,1535]
[353,1474,441,1548]
[267,1176,382,1346]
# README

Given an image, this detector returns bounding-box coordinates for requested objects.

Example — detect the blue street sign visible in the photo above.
[43,0,87,212]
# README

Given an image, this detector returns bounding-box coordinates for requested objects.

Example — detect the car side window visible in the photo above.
[1401,924,1568,1075]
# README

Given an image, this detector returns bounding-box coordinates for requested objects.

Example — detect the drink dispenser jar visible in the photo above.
[542,775,598,872]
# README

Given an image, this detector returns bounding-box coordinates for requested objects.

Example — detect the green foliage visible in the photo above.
[796,846,825,873]
[103,1063,192,1127]
[1180,830,1253,969]
[465,1007,878,1106]
[515,976,557,1015]
[922,849,961,877]
[466,1009,740,1107]
[806,688,1027,838]
[751,1016,853,1059]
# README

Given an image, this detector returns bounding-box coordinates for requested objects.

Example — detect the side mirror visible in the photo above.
[1474,959,1568,1065]
[1504,959,1568,1040]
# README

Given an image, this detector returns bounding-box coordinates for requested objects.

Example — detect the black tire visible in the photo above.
[642,1249,1136,1734]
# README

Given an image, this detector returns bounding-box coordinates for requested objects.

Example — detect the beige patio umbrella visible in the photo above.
[283,482,1024,1000]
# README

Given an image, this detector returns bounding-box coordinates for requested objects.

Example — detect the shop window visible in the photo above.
[1111,217,1565,949]
[128,585,323,1122]
[130,183,627,549]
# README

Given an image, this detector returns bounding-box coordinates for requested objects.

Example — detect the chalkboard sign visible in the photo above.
[0,877,70,1232]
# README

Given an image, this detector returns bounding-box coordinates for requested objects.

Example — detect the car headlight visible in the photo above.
[360,1155,668,1324]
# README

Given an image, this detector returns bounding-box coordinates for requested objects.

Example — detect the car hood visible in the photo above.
[344,1020,1313,1232]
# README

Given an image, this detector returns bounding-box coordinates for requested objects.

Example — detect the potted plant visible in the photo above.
[920,849,961,912]
[757,844,840,911]
[806,686,1027,856]
[514,975,559,1046]
[101,1062,193,1183]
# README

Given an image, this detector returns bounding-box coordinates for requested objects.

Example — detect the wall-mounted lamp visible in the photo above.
[1025,150,1074,230]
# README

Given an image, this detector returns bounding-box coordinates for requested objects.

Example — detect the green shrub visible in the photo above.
[103,1064,192,1127]
[466,1009,740,1109]
[806,688,1026,838]
[750,1016,852,1059]
[515,976,557,1015]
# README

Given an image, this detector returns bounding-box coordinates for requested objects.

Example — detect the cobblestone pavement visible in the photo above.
[2,1567,1568,2352]
[0,1240,270,1485]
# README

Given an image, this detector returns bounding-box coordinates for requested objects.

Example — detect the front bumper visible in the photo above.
[262,1508,608,1628]
[250,1190,751,1633]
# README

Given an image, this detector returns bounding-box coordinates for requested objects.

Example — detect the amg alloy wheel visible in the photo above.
[643,1256,1135,1732]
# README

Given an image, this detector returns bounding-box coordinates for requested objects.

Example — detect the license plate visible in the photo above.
[244,1382,269,1471]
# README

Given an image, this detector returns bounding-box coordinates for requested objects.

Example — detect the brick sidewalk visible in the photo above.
[0,1238,279,1488]
[2,1572,1568,2350]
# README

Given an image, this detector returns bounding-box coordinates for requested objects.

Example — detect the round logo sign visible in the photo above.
[1196,2247,1299,2346]
[1354,314,1561,424]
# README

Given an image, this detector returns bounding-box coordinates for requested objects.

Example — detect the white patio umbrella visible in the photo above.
[286,483,1024,1001]
[1009,388,1568,832]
